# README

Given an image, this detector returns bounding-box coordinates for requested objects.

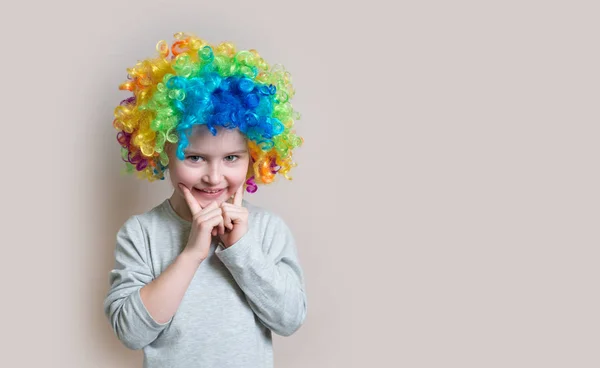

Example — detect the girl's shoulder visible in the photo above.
[119,199,181,233]
[243,199,278,222]
[243,199,292,234]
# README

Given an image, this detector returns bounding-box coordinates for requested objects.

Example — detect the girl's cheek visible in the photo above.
[234,171,248,185]
[174,166,200,182]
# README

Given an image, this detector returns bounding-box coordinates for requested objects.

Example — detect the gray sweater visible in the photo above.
[103,199,307,368]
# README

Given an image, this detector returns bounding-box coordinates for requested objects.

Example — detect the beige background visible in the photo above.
[1,0,598,367]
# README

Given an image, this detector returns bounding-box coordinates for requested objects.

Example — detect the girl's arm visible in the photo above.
[139,250,202,324]
[139,192,224,325]
[215,213,307,336]
[103,216,202,350]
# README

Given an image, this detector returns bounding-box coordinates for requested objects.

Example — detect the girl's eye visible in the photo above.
[187,155,203,162]
[225,155,239,162]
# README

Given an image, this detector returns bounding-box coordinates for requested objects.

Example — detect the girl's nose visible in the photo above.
[203,164,223,184]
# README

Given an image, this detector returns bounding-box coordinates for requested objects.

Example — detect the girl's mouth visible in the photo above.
[193,188,226,198]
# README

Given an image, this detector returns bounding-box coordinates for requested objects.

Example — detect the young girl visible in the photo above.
[103,32,307,368]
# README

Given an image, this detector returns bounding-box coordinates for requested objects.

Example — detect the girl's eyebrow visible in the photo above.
[184,149,248,156]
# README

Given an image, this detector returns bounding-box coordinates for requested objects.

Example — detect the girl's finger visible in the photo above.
[179,184,203,215]
[201,210,224,235]
[202,213,223,233]
[222,209,234,230]
[201,201,219,213]
[233,183,244,207]
[222,207,247,226]
[195,206,222,223]
[221,204,245,214]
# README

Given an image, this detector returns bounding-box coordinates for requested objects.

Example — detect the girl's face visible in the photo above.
[167,125,251,211]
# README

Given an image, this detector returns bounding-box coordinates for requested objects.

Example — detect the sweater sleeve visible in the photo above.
[215,213,307,337]
[103,216,171,350]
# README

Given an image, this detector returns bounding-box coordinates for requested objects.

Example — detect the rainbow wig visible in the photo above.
[112,32,303,193]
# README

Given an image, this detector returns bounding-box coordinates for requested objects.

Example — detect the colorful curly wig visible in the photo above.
[112,32,303,193]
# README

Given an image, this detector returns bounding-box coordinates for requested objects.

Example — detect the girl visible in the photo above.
[103,32,307,368]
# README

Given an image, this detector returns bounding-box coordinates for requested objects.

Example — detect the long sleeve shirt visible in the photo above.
[103,198,307,368]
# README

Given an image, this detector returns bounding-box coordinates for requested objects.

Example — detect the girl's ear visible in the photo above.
[164,142,175,156]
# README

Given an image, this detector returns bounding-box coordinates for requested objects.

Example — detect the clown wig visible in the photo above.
[112,32,303,193]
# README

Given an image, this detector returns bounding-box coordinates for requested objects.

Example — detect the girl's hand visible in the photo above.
[179,184,225,262]
[219,184,249,248]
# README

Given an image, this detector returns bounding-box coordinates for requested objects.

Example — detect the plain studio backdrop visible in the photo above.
[1,0,598,367]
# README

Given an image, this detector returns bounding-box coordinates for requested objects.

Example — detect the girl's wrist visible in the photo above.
[180,248,206,265]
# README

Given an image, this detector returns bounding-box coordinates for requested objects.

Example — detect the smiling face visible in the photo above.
[167,125,251,220]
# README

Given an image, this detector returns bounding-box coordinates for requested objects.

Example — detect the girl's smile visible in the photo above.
[193,187,228,199]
